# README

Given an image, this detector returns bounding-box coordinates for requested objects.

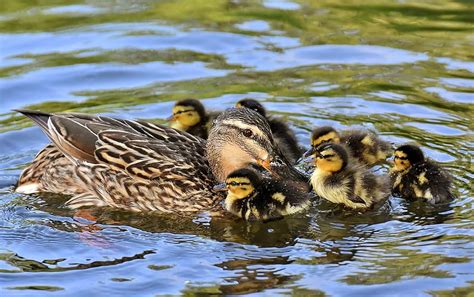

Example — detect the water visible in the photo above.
[0,0,473,295]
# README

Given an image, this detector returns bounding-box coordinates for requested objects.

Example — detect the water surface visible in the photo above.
[0,0,473,296]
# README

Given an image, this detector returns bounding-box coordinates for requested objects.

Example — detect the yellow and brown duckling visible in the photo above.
[236,99,303,164]
[309,143,390,209]
[219,168,311,222]
[15,107,307,213]
[169,98,218,139]
[306,126,392,166]
[390,144,454,204]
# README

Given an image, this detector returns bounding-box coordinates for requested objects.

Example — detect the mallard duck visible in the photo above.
[309,143,390,209]
[15,108,306,212]
[390,144,454,204]
[207,108,309,191]
[217,168,311,221]
[168,98,219,139]
[306,126,392,166]
[235,99,303,164]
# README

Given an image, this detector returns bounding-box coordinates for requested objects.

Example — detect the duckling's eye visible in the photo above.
[242,129,253,138]
[229,182,238,187]
[322,154,335,159]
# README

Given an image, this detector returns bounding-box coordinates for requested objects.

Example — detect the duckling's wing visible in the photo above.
[414,161,454,203]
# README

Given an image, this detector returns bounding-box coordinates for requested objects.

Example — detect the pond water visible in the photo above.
[0,0,473,296]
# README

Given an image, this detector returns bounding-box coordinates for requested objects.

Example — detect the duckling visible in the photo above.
[236,99,303,164]
[221,168,311,221]
[169,98,219,139]
[390,144,454,204]
[307,126,392,166]
[310,143,390,209]
[15,107,306,212]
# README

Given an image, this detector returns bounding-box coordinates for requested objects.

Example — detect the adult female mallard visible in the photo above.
[15,108,307,214]
[235,99,303,164]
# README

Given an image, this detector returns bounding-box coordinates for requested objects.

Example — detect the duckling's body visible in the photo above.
[223,168,311,221]
[309,126,392,166]
[169,99,219,139]
[16,108,304,213]
[236,99,303,164]
[310,144,390,209]
[390,144,453,204]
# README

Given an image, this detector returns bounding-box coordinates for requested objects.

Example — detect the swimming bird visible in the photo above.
[168,98,219,139]
[309,143,390,209]
[220,168,311,221]
[306,126,392,166]
[236,99,303,164]
[15,108,307,212]
[390,144,454,204]
[207,108,309,191]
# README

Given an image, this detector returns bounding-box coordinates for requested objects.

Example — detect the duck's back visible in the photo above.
[404,160,454,204]
[16,110,223,212]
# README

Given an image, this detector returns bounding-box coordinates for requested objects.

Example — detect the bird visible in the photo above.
[168,98,219,139]
[207,107,309,191]
[306,126,392,166]
[309,143,390,209]
[217,168,312,222]
[235,99,303,164]
[390,144,454,204]
[15,107,308,213]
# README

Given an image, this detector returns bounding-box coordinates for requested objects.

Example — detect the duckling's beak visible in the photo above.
[166,115,176,122]
[213,182,228,192]
[302,146,316,159]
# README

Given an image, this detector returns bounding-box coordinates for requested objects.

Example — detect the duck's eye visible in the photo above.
[242,129,253,138]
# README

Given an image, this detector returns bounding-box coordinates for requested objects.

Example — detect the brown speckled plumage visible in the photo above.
[16,110,224,212]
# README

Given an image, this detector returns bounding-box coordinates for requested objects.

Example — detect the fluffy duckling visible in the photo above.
[221,168,311,221]
[310,143,390,209]
[308,126,392,166]
[169,99,218,139]
[390,144,454,204]
[236,99,302,164]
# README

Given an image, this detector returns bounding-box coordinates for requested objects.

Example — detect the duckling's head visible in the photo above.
[235,99,267,117]
[311,126,341,147]
[207,108,279,181]
[313,143,348,174]
[225,168,260,199]
[393,144,424,172]
[169,99,206,131]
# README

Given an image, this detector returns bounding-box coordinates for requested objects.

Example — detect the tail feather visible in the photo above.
[14,109,52,132]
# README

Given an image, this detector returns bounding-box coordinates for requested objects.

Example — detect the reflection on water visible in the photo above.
[0,0,473,295]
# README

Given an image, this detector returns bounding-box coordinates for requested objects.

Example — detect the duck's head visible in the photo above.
[235,99,267,117]
[302,126,341,159]
[311,143,348,174]
[224,168,260,200]
[169,99,206,131]
[207,108,285,181]
[393,144,424,172]
[311,126,341,147]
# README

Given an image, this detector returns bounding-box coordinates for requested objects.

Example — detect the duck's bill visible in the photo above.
[256,158,272,173]
[213,183,228,192]
[301,147,316,159]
